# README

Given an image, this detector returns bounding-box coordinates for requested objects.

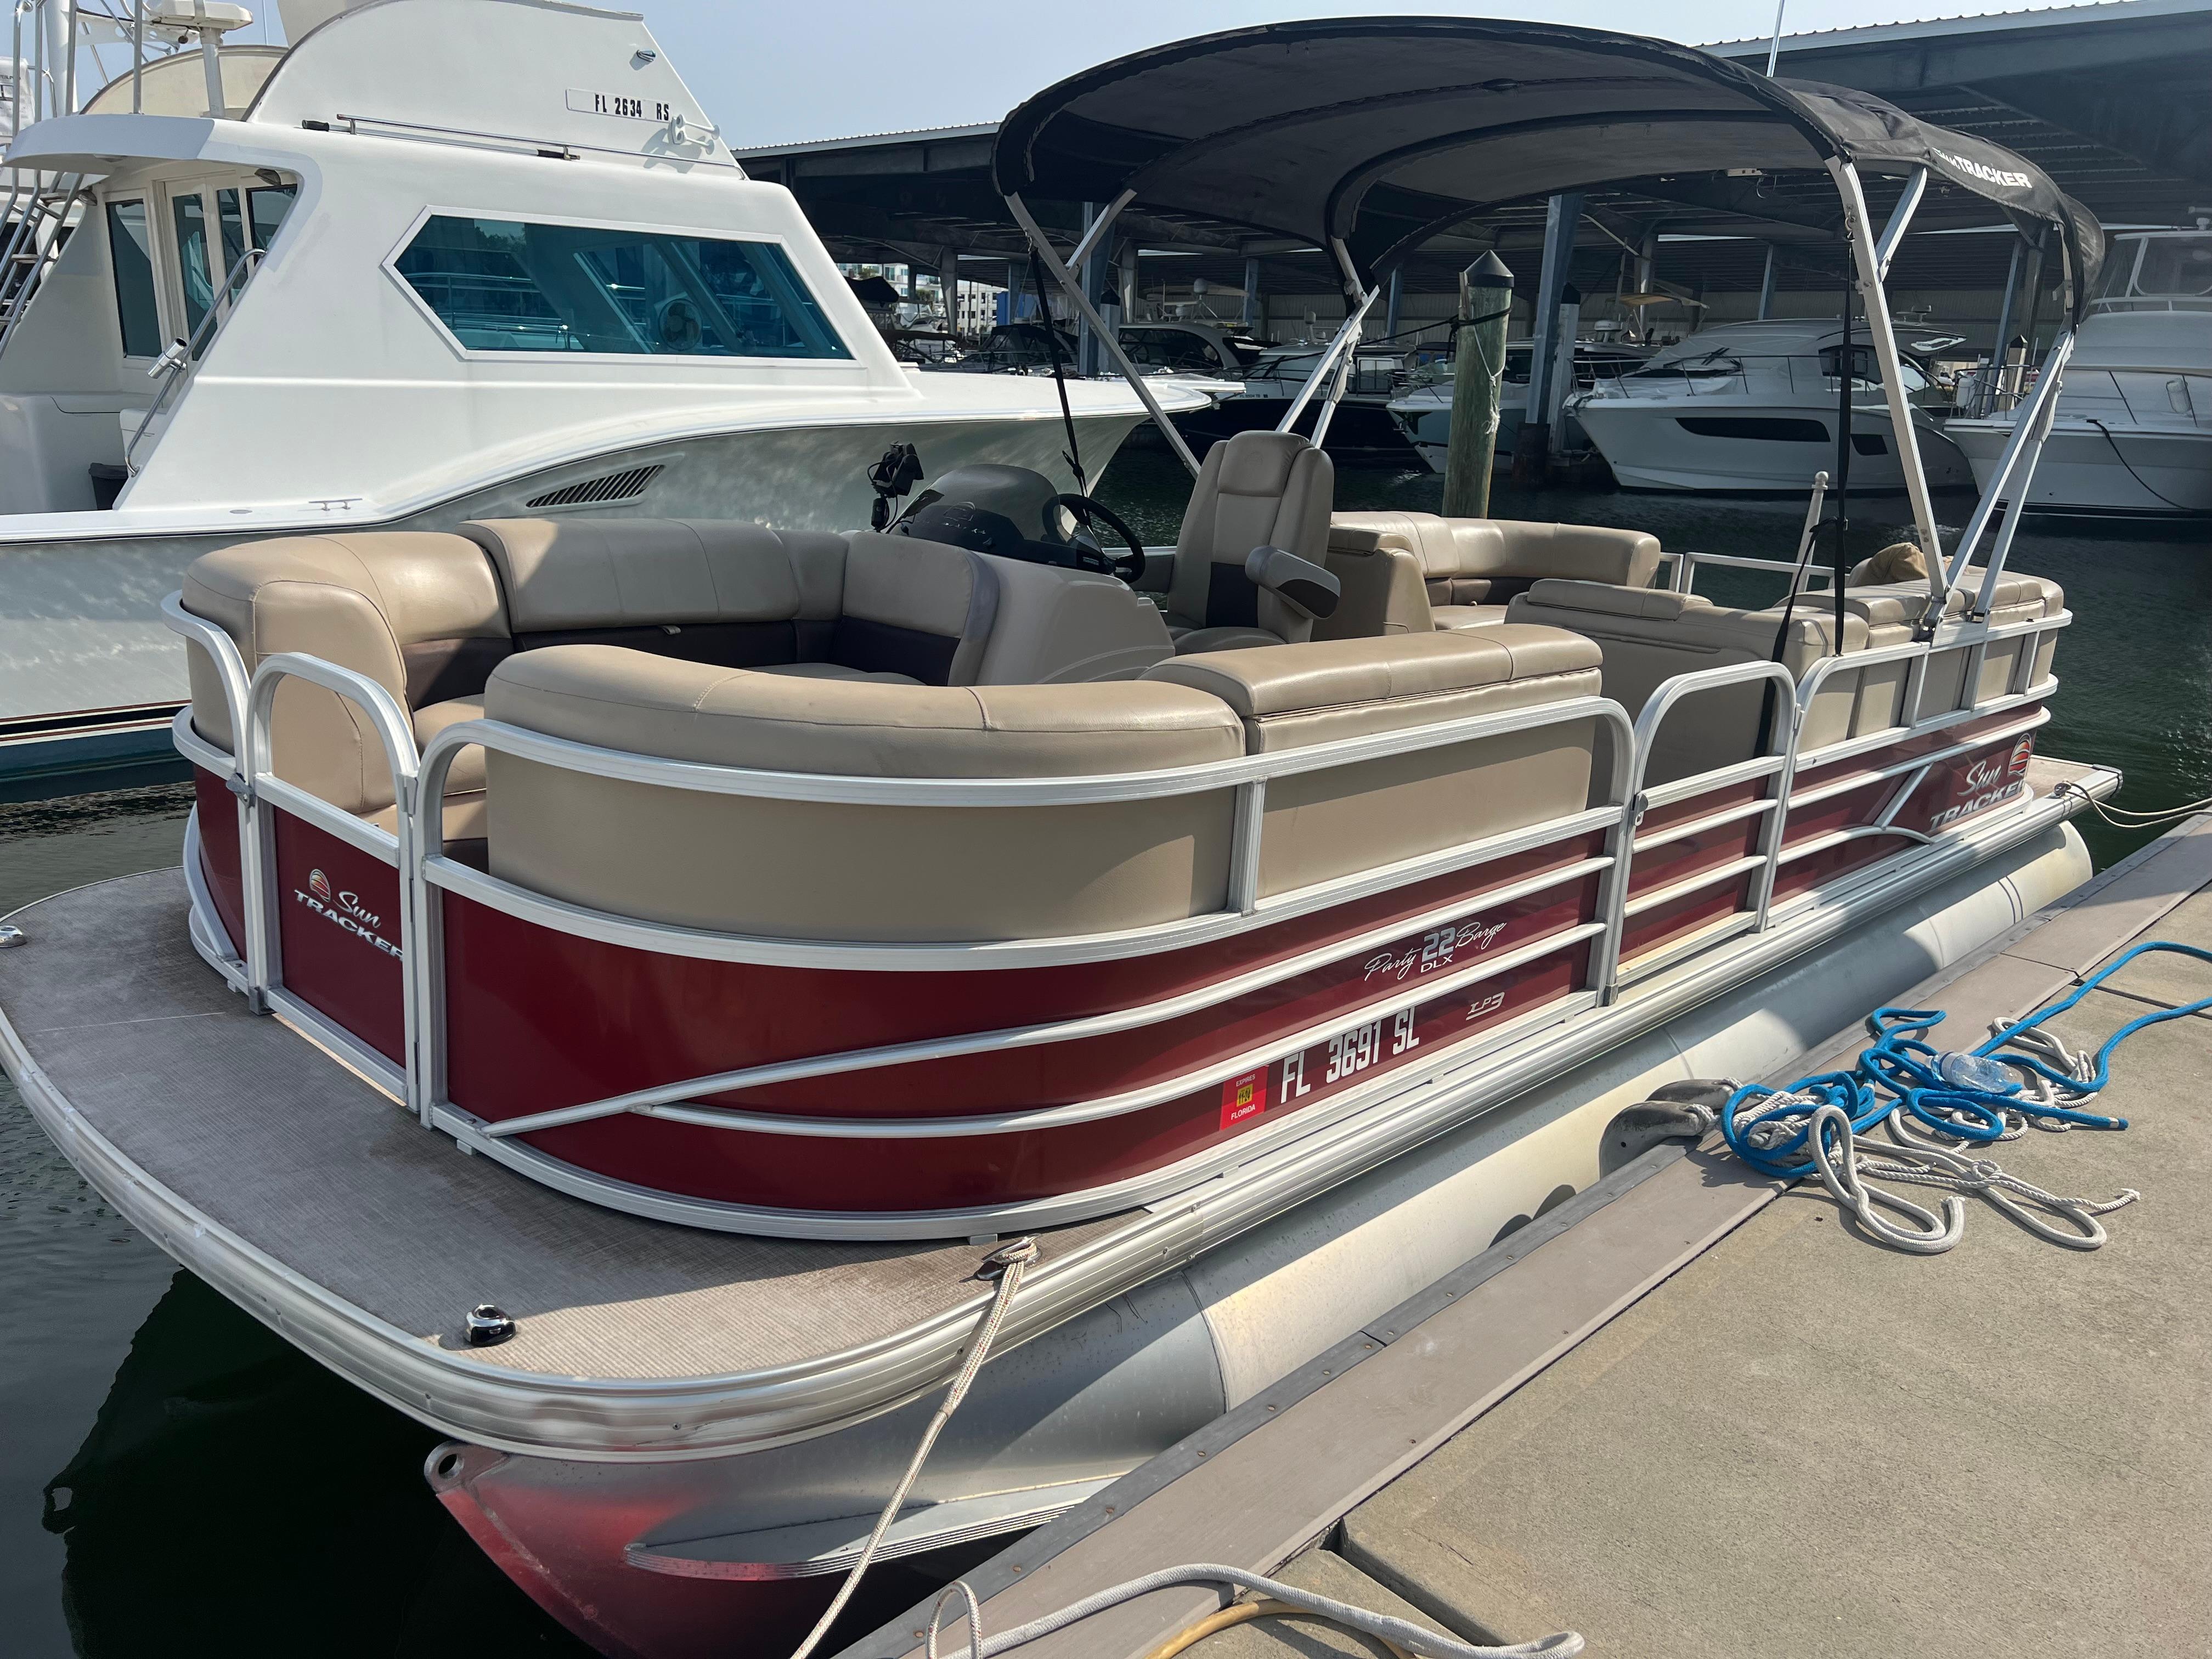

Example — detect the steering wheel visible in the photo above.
[1054,494,1146,584]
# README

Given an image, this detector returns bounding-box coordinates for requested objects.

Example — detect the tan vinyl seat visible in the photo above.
[180,518,1177,843]
[1145,626,1603,897]
[1504,579,1878,785]
[1165,431,1335,653]
[1840,562,2066,705]
[483,646,1243,942]
[180,532,508,837]
[1331,511,1663,633]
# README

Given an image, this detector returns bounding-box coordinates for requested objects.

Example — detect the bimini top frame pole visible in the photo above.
[1006,190,1205,479]
[1830,160,1945,600]
[990,15,2104,521]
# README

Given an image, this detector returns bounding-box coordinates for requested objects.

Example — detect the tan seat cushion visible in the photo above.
[1144,626,1600,753]
[181,531,508,817]
[1331,511,1662,604]
[482,645,1246,941]
[753,662,921,685]
[1431,604,1511,631]
[1144,628,1603,897]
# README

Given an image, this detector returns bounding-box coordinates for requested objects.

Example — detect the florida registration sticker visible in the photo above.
[1219,1066,1271,1130]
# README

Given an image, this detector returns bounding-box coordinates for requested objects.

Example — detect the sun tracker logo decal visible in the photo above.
[291,868,399,958]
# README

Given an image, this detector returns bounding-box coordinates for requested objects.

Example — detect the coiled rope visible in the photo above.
[1712,939,2212,1253]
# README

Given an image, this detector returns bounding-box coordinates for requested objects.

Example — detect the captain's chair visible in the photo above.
[1165,431,1338,653]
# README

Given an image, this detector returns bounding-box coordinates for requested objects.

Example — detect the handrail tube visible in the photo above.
[413,691,1631,816]
[160,591,252,763]
[1004,191,1203,478]
[1606,658,1800,981]
[127,244,265,469]
[412,699,1635,971]
[245,653,422,1109]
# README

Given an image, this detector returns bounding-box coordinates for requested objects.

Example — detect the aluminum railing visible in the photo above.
[166,589,2075,1160]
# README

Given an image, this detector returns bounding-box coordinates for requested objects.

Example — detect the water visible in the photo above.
[1,468,2204,1655]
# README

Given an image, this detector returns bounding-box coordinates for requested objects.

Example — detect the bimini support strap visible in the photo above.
[1005,190,1204,479]
[1829,160,1944,609]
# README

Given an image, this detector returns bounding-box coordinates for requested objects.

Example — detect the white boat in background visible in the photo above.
[1948,227,2212,520]
[1386,339,1653,471]
[1568,317,1974,494]
[0,0,1194,785]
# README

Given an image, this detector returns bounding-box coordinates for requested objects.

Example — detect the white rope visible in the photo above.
[785,1236,1040,1659]
[2058,781,2212,830]
[923,1562,1582,1659]
[1804,1103,2138,1255]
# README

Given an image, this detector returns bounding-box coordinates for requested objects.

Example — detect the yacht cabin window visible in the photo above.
[105,201,162,359]
[394,216,853,359]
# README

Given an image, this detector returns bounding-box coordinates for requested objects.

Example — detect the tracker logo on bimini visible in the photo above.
[1938,151,2032,191]
[292,868,401,958]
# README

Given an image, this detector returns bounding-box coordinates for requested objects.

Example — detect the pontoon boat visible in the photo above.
[3,19,2114,1659]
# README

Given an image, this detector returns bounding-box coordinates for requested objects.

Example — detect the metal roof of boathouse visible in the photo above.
[730,1,2212,313]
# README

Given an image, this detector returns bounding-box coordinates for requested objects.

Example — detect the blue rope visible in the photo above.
[1720,940,2212,1180]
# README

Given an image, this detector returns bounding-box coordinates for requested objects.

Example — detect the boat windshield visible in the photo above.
[394,216,853,359]
[2133,235,2212,298]
[2094,233,2212,308]
[1120,328,1223,371]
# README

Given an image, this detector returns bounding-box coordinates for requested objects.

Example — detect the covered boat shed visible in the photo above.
[731,0,2212,351]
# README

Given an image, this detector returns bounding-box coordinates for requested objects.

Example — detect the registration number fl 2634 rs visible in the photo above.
[566,88,674,122]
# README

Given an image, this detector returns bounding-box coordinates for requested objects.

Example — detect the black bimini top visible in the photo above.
[994,16,2102,314]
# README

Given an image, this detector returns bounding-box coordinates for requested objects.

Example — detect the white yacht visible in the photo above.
[0,0,1196,783]
[1386,339,1654,470]
[1568,317,1974,494]
[1948,228,2212,519]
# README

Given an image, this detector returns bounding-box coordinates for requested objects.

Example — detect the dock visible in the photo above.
[845,814,2212,1659]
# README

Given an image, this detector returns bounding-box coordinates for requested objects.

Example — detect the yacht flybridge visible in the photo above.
[4,19,2119,1659]
[0,0,1195,782]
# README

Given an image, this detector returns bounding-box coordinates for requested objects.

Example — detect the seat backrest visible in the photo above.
[1144,627,1602,898]
[180,531,507,814]
[1166,431,1333,641]
[1506,579,1870,783]
[1463,520,1663,599]
[460,518,1002,686]
[1330,511,1660,606]
[483,646,1244,941]
[1316,525,1434,639]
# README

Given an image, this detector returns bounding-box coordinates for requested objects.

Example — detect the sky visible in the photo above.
[216,0,2086,149]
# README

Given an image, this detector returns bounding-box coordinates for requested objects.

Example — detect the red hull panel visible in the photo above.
[191,767,246,956]
[269,814,408,1064]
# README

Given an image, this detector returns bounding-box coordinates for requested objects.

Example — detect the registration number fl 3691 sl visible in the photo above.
[1217,983,1532,1132]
